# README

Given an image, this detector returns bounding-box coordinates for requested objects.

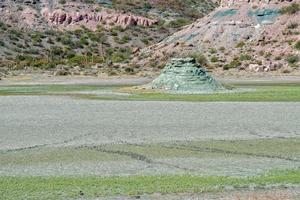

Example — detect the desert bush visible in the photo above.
[294,40,300,50]
[141,38,149,45]
[210,56,218,63]
[209,48,217,54]
[125,67,135,74]
[239,54,252,61]
[68,55,86,65]
[79,37,89,46]
[168,18,191,28]
[223,57,241,70]
[111,52,129,63]
[219,47,225,52]
[120,35,131,44]
[0,21,6,29]
[287,22,298,29]
[188,53,209,67]
[286,55,299,65]
[280,3,300,15]
[236,41,246,48]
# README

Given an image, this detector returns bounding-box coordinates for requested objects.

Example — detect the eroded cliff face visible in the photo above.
[41,8,158,30]
[135,0,300,74]
[0,0,158,30]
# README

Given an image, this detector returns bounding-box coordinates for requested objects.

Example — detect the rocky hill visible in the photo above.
[134,0,300,75]
[0,0,216,77]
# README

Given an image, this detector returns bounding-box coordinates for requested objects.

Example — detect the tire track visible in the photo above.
[0,144,48,154]
[80,145,195,172]
[0,132,95,154]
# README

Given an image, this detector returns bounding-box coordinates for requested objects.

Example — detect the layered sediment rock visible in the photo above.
[41,8,158,28]
[148,58,225,93]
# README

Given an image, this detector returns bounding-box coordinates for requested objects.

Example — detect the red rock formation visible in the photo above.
[41,8,158,29]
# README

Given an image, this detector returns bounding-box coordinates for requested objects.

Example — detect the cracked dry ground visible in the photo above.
[1,96,299,177]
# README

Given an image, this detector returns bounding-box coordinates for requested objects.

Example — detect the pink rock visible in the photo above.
[42,8,158,29]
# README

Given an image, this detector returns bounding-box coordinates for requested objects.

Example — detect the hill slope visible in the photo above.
[0,0,216,77]
[134,0,300,75]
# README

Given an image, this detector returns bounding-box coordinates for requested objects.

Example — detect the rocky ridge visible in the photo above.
[42,8,158,30]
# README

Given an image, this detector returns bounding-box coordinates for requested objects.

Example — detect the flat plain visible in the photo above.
[0,78,300,199]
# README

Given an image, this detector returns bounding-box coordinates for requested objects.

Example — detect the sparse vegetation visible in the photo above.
[223,57,241,70]
[286,54,299,66]
[280,3,300,15]
[294,40,300,50]
[210,56,218,63]
[239,54,252,61]
[236,41,246,48]
[287,22,298,29]
[168,18,191,28]
[188,53,209,67]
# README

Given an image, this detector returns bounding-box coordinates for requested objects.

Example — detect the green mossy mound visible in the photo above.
[149,58,226,94]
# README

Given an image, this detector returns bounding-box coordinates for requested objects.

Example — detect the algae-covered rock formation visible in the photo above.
[148,58,225,93]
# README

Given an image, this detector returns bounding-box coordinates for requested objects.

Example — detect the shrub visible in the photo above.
[168,18,191,28]
[141,38,149,45]
[50,46,64,58]
[79,37,89,46]
[280,3,300,15]
[120,35,131,44]
[209,48,217,54]
[188,53,209,67]
[110,48,131,63]
[210,56,218,63]
[236,41,246,48]
[287,22,298,29]
[239,54,252,61]
[219,47,226,52]
[68,55,86,65]
[294,40,300,50]
[0,21,6,29]
[286,55,299,65]
[125,67,134,74]
[223,57,241,70]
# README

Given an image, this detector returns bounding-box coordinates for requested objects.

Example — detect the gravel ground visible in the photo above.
[1,96,300,151]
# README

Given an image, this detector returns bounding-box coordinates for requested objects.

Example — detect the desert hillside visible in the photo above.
[0,0,216,77]
[134,0,300,75]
